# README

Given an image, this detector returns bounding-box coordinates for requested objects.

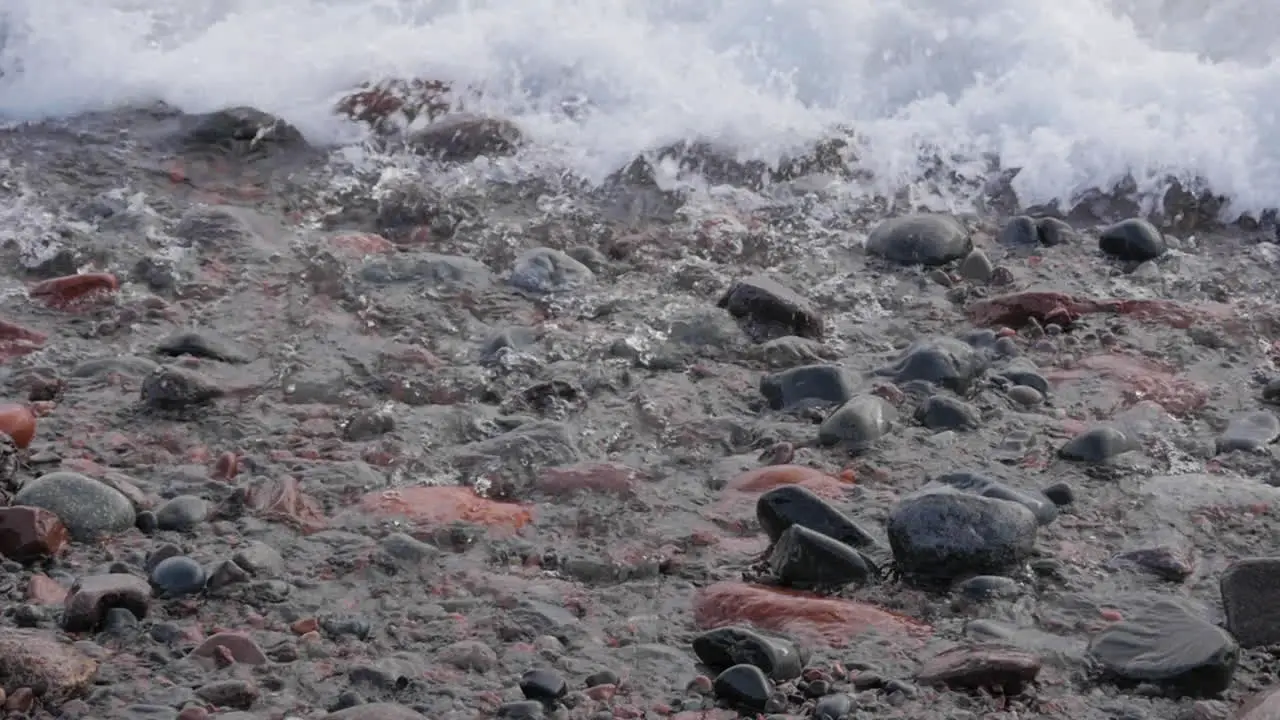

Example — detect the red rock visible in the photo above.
[212,451,239,480]
[331,233,395,257]
[585,683,617,702]
[27,574,68,605]
[189,632,268,667]
[693,582,930,647]
[245,476,326,532]
[1048,352,1208,415]
[915,643,1041,693]
[0,506,68,561]
[966,291,1092,328]
[725,465,850,497]
[62,574,151,632]
[291,617,318,635]
[358,486,533,533]
[29,273,119,308]
[0,403,37,448]
[535,462,641,497]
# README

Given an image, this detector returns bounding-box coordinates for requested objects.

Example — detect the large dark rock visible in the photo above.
[691,626,805,681]
[769,524,874,588]
[887,490,1037,588]
[1058,425,1137,463]
[866,214,972,266]
[1098,218,1167,262]
[759,364,854,412]
[1221,557,1280,648]
[1088,598,1237,696]
[756,484,878,550]
[718,275,824,341]
[876,337,986,393]
[712,664,772,712]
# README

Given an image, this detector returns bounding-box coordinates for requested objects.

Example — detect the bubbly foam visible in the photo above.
[1,0,1278,216]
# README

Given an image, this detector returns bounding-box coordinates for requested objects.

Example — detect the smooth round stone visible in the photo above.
[866,214,972,266]
[1000,369,1049,394]
[149,556,208,597]
[1216,410,1280,454]
[15,472,135,542]
[1007,385,1044,407]
[915,395,981,431]
[692,626,805,681]
[1089,598,1237,696]
[155,495,210,532]
[518,668,567,702]
[769,525,874,588]
[759,364,855,412]
[817,395,895,451]
[712,664,772,712]
[755,485,878,549]
[717,275,824,341]
[888,491,1037,588]
[1059,425,1136,463]
[1098,218,1167,262]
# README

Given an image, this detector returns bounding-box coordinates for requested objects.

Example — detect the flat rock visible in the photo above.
[760,364,854,412]
[155,329,252,364]
[1099,218,1166,262]
[692,626,805,681]
[1088,597,1237,696]
[1216,410,1280,454]
[718,275,824,341]
[818,395,895,451]
[887,490,1037,588]
[916,643,1041,693]
[756,484,878,550]
[866,214,972,266]
[1221,557,1280,648]
[508,247,595,294]
[876,336,986,393]
[0,628,98,702]
[1058,425,1137,463]
[15,472,135,542]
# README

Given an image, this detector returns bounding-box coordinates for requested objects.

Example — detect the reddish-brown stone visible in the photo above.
[29,272,119,308]
[0,403,36,449]
[0,506,68,561]
[534,462,641,497]
[693,582,930,647]
[725,465,850,496]
[358,486,533,533]
[916,643,1042,693]
[27,574,68,605]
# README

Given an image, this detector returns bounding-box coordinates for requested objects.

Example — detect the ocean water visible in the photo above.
[0,0,1277,217]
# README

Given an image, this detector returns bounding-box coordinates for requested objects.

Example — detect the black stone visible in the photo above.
[155,329,252,364]
[717,275,824,341]
[584,669,619,687]
[866,214,972,266]
[692,626,805,681]
[998,216,1075,247]
[1041,482,1074,507]
[712,664,773,711]
[149,556,207,598]
[519,669,567,702]
[1058,425,1136,463]
[769,525,874,588]
[876,337,986,393]
[930,472,1058,525]
[1098,218,1167,262]
[1089,598,1237,696]
[1221,557,1280,648]
[759,364,854,411]
[887,490,1037,589]
[756,485,878,549]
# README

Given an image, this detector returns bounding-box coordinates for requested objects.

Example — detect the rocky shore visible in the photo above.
[0,82,1277,720]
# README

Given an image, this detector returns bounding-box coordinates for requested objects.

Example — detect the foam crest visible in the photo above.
[1,0,1278,215]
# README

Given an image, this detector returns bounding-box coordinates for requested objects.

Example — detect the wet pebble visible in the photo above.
[1216,410,1280,454]
[812,692,853,720]
[760,364,854,411]
[712,664,773,712]
[149,556,207,597]
[0,506,69,562]
[691,626,804,681]
[1099,217,1167,262]
[1042,482,1074,506]
[769,524,874,588]
[519,668,567,702]
[406,113,522,162]
[1221,557,1280,648]
[998,215,1075,247]
[818,395,895,451]
[916,643,1041,693]
[140,366,225,410]
[15,472,135,542]
[717,275,824,341]
[915,394,981,431]
[865,214,972,266]
[887,490,1037,588]
[1089,597,1237,696]
[756,484,878,549]
[929,471,1058,525]
[1058,425,1137,463]
[63,573,151,632]
[958,248,993,283]
[154,495,210,532]
[509,247,595,294]
[954,575,1021,603]
[877,336,986,393]
[1007,385,1044,407]
[1000,369,1049,394]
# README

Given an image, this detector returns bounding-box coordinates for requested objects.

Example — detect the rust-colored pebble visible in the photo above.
[213,451,239,480]
[29,272,119,307]
[291,617,319,635]
[0,403,37,449]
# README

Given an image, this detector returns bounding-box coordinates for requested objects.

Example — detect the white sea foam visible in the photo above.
[0,0,1277,216]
